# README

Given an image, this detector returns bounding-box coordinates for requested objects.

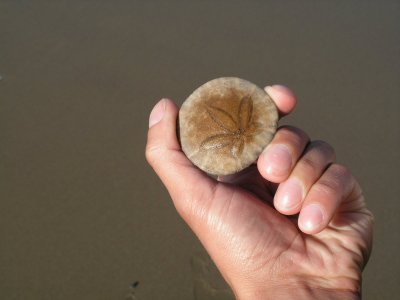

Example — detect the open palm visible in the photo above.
[146,85,373,300]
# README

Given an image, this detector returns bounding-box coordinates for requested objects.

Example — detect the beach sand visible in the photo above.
[0,1,398,299]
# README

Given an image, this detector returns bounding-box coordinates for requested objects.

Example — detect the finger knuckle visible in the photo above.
[297,141,335,174]
[299,155,321,174]
[314,178,340,196]
[145,143,163,166]
[330,163,352,181]
[312,140,336,158]
[314,164,351,195]
[277,126,310,148]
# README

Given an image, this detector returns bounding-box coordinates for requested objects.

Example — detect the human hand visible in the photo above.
[145,85,373,300]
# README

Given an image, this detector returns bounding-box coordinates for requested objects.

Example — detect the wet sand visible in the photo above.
[0,1,399,299]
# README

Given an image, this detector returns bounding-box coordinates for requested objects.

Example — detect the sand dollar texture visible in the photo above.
[179,77,278,176]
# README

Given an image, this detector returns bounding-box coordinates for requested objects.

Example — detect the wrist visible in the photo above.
[235,280,361,300]
[238,288,360,300]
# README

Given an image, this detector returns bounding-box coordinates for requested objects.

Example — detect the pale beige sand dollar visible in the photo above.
[179,77,278,176]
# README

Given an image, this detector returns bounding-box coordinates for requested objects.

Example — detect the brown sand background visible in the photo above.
[0,1,399,299]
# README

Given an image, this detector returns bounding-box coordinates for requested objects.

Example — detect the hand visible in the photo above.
[145,85,373,300]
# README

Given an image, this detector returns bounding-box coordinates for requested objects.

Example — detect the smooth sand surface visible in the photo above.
[0,1,399,299]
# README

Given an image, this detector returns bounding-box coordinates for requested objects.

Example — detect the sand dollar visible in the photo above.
[179,77,278,176]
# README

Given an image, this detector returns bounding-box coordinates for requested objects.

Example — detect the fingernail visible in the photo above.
[263,144,292,178]
[264,85,274,95]
[299,204,324,232]
[275,178,303,211]
[149,99,166,128]
[270,85,295,97]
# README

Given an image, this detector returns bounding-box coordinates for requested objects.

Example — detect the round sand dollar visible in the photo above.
[179,77,278,176]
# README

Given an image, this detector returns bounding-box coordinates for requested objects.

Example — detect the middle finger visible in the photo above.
[274,140,336,215]
[257,125,310,183]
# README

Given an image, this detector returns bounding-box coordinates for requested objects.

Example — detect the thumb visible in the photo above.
[145,98,216,222]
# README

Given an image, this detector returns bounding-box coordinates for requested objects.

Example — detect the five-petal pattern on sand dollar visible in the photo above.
[200,96,260,158]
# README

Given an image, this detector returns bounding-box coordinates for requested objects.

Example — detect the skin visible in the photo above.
[145,85,373,300]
